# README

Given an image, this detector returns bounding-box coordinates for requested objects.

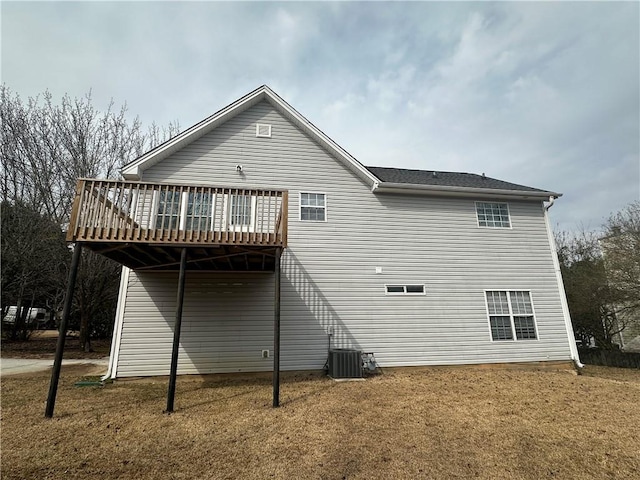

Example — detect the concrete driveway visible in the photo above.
[0,357,109,376]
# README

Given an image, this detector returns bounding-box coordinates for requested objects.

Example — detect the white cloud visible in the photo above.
[1,1,638,231]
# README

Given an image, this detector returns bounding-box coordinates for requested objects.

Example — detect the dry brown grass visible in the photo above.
[2,364,639,480]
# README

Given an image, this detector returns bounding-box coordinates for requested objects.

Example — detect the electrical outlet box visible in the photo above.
[261,349,270,358]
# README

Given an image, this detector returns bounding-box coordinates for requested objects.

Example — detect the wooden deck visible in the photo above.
[67,179,288,271]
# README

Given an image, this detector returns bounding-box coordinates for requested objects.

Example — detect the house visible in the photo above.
[49,85,580,414]
[599,232,640,352]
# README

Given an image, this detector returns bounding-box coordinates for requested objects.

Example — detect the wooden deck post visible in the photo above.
[166,248,188,413]
[272,247,282,407]
[45,243,82,418]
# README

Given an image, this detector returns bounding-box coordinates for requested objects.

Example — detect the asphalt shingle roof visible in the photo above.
[366,166,550,193]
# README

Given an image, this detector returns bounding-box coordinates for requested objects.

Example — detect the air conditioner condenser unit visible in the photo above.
[328,349,363,378]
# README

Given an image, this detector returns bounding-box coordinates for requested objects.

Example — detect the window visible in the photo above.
[385,285,426,295]
[476,202,511,228]
[300,193,326,221]
[230,194,252,227]
[485,291,537,341]
[155,191,214,232]
[154,190,257,232]
[156,190,181,230]
[185,192,212,231]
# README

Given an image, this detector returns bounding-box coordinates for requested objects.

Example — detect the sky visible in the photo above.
[2,1,638,232]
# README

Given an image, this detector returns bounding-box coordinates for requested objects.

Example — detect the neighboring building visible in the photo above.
[66,86,580,379]
[2,306,50,329]
[600,233,640,352]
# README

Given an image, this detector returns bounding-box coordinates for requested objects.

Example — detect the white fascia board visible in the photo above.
[372,182,561,200]
[121,87,268,180]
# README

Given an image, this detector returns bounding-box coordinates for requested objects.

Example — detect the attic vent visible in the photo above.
[256,124,272,138]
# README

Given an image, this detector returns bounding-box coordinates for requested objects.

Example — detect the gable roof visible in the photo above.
[122,85,378,186]
[123,85,560,200]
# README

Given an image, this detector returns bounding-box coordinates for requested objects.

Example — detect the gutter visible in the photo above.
[102,266,131,381]
[544,195,556,210]
[372,181,560,200]
[543,196,583,367]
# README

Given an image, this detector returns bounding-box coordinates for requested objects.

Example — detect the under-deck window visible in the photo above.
[300,193,326,221]
[485,290,537,341]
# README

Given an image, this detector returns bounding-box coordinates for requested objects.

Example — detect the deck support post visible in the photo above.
[166,248,188,413]
[272,247,282,407]
[45,243,82,418]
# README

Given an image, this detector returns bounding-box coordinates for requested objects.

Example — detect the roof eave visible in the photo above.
[372,182,561,200]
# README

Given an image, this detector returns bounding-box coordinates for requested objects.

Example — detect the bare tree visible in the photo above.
[556,202,640,349]
[1,202,69,340]
[555,229,619,348]
[1,85,179,349]
[600,201,640,345]
[1,86,180,224]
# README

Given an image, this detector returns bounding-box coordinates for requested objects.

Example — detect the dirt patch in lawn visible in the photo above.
[1,330,110,359]
[2,364,639,480]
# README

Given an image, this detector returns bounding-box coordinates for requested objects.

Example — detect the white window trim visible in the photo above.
[299,192,328,222]
[484,290,539,342]
[475,201,513,229]
[385,285,426,296]
[256,123,272,138]
[151,190,160,229]
[178,193,188,230]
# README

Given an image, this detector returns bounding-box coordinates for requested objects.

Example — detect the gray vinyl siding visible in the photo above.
[117,272,276,376]
[114,101,572,377]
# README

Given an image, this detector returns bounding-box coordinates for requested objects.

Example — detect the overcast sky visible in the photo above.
[2,1,638,231]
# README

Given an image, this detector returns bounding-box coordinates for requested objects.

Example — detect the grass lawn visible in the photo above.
[1,364,639,479]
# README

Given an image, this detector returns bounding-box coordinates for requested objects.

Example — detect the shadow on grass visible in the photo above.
[174,371,334,411]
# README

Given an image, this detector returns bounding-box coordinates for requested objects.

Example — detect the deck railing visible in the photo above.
[66,179,288,246]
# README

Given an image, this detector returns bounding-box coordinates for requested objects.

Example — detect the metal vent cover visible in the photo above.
[328,349,363,378]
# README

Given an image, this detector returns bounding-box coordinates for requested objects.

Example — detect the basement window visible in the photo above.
[485,290,538,341]
[385,285,426,295]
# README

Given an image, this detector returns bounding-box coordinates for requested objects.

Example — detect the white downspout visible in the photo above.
[102,266,131,381]
[544,196,583,367]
